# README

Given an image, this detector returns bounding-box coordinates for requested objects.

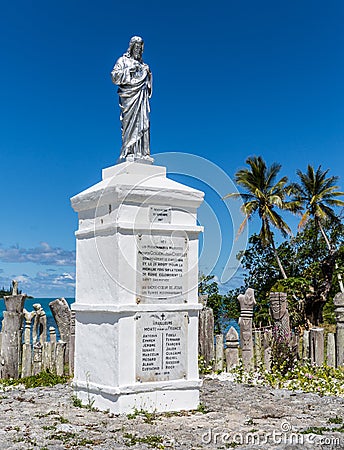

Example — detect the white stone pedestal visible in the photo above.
[71,161,204,414]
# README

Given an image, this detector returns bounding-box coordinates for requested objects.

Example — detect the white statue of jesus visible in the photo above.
[111,36,152,161]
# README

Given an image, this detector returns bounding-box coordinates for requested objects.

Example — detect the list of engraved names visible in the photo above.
[136,312,187,382]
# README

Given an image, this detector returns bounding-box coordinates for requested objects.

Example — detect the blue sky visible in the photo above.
[0,0,343,297]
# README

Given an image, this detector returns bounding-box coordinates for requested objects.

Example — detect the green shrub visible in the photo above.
[0,371,69,389]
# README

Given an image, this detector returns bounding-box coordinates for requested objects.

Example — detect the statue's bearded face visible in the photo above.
[132,42,143,60]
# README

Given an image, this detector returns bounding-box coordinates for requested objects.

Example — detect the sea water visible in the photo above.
[0,297,75,341]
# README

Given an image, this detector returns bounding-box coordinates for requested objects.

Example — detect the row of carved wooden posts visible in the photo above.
[1,286,343,379]
[199,289,344,372]
[0,288,74,379]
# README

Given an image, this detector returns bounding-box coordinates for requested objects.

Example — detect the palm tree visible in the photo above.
[293,164,344,292]
[224,156,299,279]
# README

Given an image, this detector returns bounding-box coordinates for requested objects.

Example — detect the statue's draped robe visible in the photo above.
[111,54,152,159]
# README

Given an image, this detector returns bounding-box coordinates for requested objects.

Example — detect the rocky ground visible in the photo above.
[0,377,344,450]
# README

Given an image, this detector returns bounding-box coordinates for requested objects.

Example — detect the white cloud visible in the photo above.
[0,270,75,297]
[14,275,30,283]
[57,273,74,281]
[0,242,75,266]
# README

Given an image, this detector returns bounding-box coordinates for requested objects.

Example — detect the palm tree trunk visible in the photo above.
[271,240,288,280]
[317,219,332,251]
[265,221,288,280]
[317,219,344,293]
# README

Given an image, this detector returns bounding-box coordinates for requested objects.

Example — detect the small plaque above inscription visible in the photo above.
[136,311,188,383]
[137,234,188,303]
[149,206,171,224]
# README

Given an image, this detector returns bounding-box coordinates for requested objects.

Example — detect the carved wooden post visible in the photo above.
[49,298,71,365]
[49,326,57,373]
[0,290,26,379]
[21,309,35,377]
[270,292,291,342]
[263,329,272,371]
[334,292,344,367]
[327,333,336,367]
[238,288,256,370]
[43,342,52,371]
[56,341,66,376]
[69,311,76,375]
[33,342,43,375]
[254,330,262,367]
[302,330,310,362]
[310,327,324,366]
[32,304,47,344]
[225,326,239,370]
[11,280,18,295]
[215,334,224,372]
[198,295,214,367]
[23,310,35,344]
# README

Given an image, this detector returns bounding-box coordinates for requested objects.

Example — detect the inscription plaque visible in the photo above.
[149,206,171,224]
[137,235,188,303]
[136,311,188,382]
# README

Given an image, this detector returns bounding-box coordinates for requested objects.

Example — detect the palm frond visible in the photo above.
[298,210,310,229]
[267,209,292,236]
[237,215,250,236]
[222,192,254,201]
